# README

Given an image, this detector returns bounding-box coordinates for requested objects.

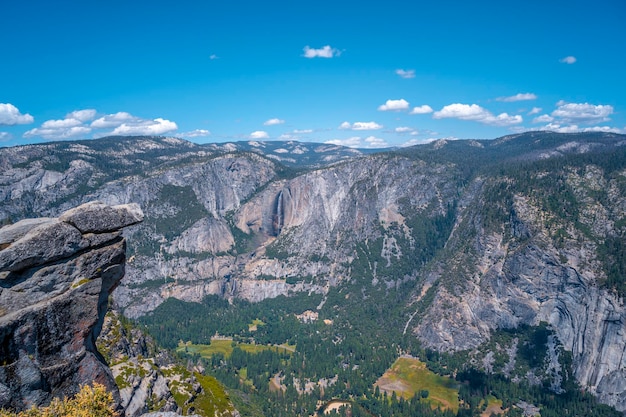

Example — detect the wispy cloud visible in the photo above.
[67,109,97,122]
[249,130,269,139]
[532,114,554,123]
[263,118,285,126]
[409,105,433,115]
[325,135,388,149]
[560,56,577,64]
[363,136,388,148]
[531,123,624,134]
[433,103,522,126]
[378,99,410,112]
[110,118,177,136]
[394,126,414,133]
[496,93,537,102]
[179,129,211,138]
[209,54,219,60]
[400,138,439,147]
[339,121,383,130]
[551,101,613,124]
[325,137,361,148]
[24,124,91,140]
[303,45,340,58]
[91,112,137,128]
[0,132,13,141]
[0,103,34,125]
[395,69,415,79]
[528,107,542,115]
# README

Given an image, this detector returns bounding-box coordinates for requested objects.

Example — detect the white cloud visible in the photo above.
[394,126,414,133]
[303,45,340,58]
[560,56,577,64]
[179,129,211,138]
[551,102,613,124]
[111,118,178,136]
[209,54,219,60]
[67,109,97,122]
[581,126,625,133]
[292,129,313,134]
[263,118,285,126]
[433,103,522,126]
[325,135,389,149]
[0,103,34,125]
[528,107,542,115]
[378,99,410,112]
[543,123,581,133]
[526,123,625,134]
[24,125,91,140]
[395,69,415,79]
[363,136,389,148]
[0,132,12,141]
[23,111,93,140]
[41,118,83,129]
[496,93,537,102]
[339,121,383,130]
[325,137,362,148]
[400,138,439,147]
[91,112,137,128]
[409,105,433,115]
[433,103,491,120]
[532,114,554,123]
[249,130,269,139]
[23,110,180,140]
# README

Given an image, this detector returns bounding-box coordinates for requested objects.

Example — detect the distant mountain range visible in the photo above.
[1,131,626,413]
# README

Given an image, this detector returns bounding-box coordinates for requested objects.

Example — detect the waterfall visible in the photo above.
[273,190,284,236]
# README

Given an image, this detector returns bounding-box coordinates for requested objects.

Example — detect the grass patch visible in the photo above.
[191,372,233,416]
[481,395,505,417]
[177,339,292,359]
[374,356,459,413]
[248,318,265,331]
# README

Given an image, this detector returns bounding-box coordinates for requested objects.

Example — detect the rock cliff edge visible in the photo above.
[0,201,143,411]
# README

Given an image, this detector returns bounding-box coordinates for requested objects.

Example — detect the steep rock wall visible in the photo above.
[414,168,626,411]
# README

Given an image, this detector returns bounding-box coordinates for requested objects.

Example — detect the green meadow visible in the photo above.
[375,356,459,413]
[177,339,293,359]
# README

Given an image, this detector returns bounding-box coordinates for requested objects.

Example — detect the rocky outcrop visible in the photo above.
[0,201,143,411]
[98,310,238,417]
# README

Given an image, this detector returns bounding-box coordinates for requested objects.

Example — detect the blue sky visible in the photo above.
[1,0,625,148]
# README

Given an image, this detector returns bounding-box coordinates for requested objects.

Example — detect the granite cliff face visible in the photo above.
[0,201,143,411]
[412,159,626,409]
[1,133,626,411]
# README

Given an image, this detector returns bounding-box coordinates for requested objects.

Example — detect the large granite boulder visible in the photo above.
[0,201,142,412]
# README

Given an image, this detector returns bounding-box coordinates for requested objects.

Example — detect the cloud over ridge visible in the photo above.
[433,103,522,126]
